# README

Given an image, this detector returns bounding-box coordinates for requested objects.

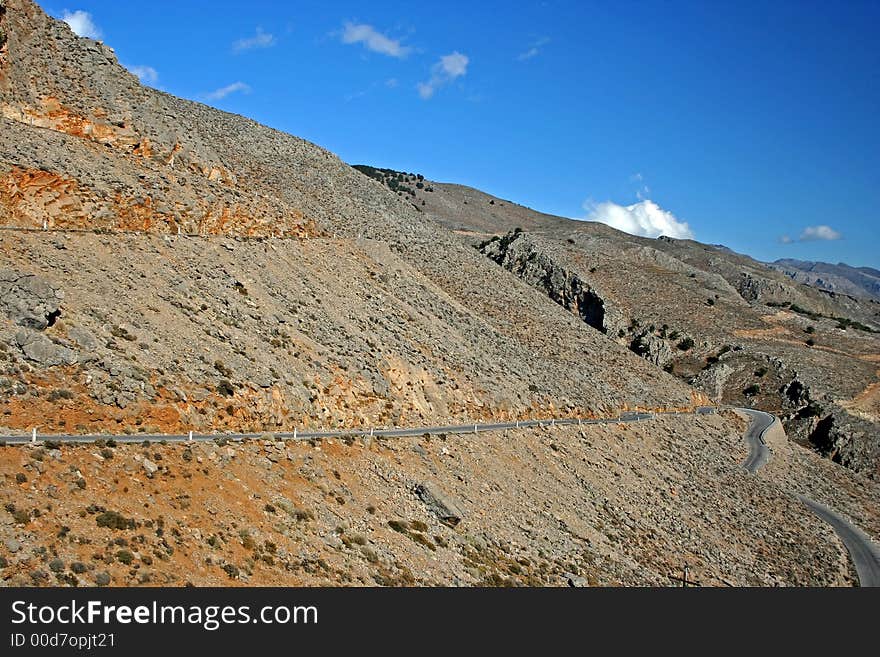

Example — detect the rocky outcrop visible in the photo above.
[734,272,801,305]
[0,270,62,330]
[414,482,463,527]
[790,402,879,476]
[628,330,674,367]
[480,231,608,333]
[14,329,76,366]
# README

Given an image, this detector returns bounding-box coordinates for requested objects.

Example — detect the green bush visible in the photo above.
[95,511,135,531]
[47,390,74,402]
[677,337,695,351]
[744,384,760,396]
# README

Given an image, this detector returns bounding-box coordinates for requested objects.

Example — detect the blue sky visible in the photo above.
[43,1,879,267]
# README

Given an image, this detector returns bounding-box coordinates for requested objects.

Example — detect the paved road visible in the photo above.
[9,403,876,586]
[0,412,655,445]
[737,409,880,587]
[796,495,880,587]
[738,408,774,474]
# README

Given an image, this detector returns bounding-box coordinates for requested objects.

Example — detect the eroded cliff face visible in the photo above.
[479,232,612,334]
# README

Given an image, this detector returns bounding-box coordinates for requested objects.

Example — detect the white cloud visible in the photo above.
[517,37,550,61]
[584,199,695,239]
[385,78,399,88]
[233,27,276,52]
[62,10,102,39]
[126,65,158,85]
[205,81,251,100]
[799,225,841,241]
[781,225,842,243]
[341,23,410,58]
[418,51,469,99]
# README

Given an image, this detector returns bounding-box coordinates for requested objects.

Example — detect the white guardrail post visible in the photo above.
[31,428,37,444]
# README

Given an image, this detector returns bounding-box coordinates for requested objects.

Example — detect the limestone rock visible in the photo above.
[414,481,464,527]
[0,270,62,330]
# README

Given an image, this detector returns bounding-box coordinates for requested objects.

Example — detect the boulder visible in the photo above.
[564,572,588,587]
[414,481,464,527]
[15,330,77,366]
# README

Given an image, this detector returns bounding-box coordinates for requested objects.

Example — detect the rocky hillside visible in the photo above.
[1,0,878,589]
[2,411,877,586]
[0,0,713,445]
[358,170,880,477]
[772,259,880,301]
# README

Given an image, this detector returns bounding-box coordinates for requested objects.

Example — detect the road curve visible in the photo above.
[8,404,878,586]
[738,408,774,474]
[795,495,880,587]
[736,408,880,587]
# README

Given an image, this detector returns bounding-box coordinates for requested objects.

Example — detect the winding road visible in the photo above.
[739,408,774,474]
[737,409,880,587]
[4,405,878,586]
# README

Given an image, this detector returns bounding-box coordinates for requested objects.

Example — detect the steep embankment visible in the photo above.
[0,0,704,439]
[0,413,868,587]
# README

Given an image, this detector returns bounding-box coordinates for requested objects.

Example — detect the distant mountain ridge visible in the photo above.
[771,259,880,301]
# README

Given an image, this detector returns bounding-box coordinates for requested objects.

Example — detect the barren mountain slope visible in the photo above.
[771,259,880,301]
[0,0,710,442]
[0,1,879,589]
[2,412,877,587]
[377,174,880,477]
